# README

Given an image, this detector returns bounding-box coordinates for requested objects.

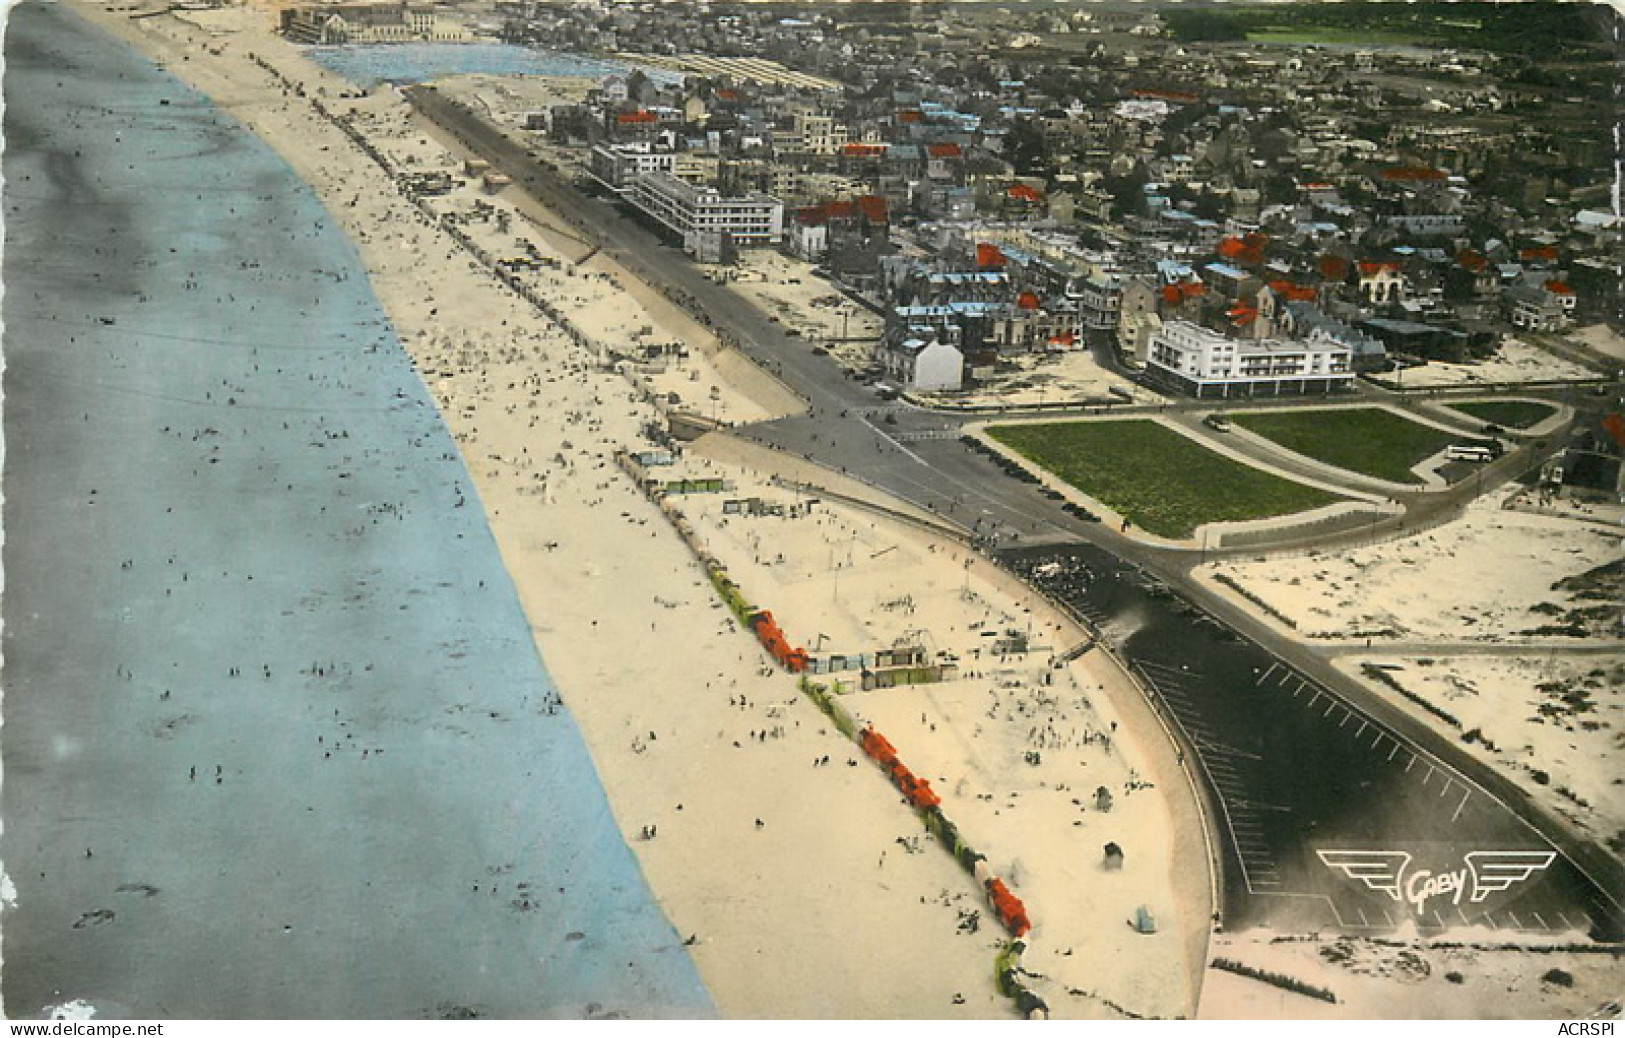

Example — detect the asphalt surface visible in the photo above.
[1007,545,1621,939]
[406,88,1625,938]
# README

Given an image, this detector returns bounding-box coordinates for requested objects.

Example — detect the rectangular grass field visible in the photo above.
[986,419,1343,539]
[1231,407,1458,484]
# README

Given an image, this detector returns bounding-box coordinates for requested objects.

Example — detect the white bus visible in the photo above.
[1446,443,1497,462]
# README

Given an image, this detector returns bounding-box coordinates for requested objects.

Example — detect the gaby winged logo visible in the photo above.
[1317,849,1556,917]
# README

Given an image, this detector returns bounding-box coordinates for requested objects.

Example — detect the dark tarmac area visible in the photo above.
[1005,545,1624,942]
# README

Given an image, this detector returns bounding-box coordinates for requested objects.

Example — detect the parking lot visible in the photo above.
[1008,545,1622,940]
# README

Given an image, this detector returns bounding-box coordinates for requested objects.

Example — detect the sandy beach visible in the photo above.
[1201,488,1624,644]
[1199,928,1623,1020]
[8,0,1210,1018]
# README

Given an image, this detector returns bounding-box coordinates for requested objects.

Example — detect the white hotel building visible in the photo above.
[628,172,784,257]
[1147,320,1354,398]
[588,143,676,194]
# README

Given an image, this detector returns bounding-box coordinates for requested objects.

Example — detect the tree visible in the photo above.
[1102,162,1151,220]
[1003,118,1051,179]
[1163,10,1250,42]
[1261,174,1298,206]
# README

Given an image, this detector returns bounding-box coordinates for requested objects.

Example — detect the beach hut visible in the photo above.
[1131,905,1157,934]
[987,878,1031,938]
[859,727,899,767]
[1103,842,1124,870]
[1016,990,1049,1020]
[893,766,940,810]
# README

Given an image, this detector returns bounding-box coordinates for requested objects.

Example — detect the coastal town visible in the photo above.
[3,0,1622,1023]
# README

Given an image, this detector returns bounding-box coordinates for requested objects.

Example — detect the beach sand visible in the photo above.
[661,438,1208,1017]
[1200,489,1625,643]
[1200,929,1623,1019]
[1365,337,1599,389]
[30,0,1209,1018]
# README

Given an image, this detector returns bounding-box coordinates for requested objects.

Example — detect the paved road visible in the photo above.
[405,88,1625,936]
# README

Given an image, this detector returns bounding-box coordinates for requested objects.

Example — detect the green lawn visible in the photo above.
[1231,408,1457,484]
[986,420,1343,539]
[1448,399,1556,430]
[1245,27,1427,46]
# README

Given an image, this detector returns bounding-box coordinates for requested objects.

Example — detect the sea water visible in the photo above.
[1,1,710,1018]
[298,41,682,90]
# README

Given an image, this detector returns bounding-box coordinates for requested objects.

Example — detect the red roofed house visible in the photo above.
[837,141,888,177]
[1544,280,1577,317]
[1357,260,1407,305]
[926,142,963,181]
[1267,280,1318,303]
[1318,253,1351,283]
[610,108,660,141]
[1006,183,1044,204]
[1227,302,1259,328]
[1504,281,1573,332]
[855,195,888,223]
[1445,249,1497,300]
[787,196,891,282]
[1216,232,1269,268]
[1160,279,1206,306]
[976,242,1007,270]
